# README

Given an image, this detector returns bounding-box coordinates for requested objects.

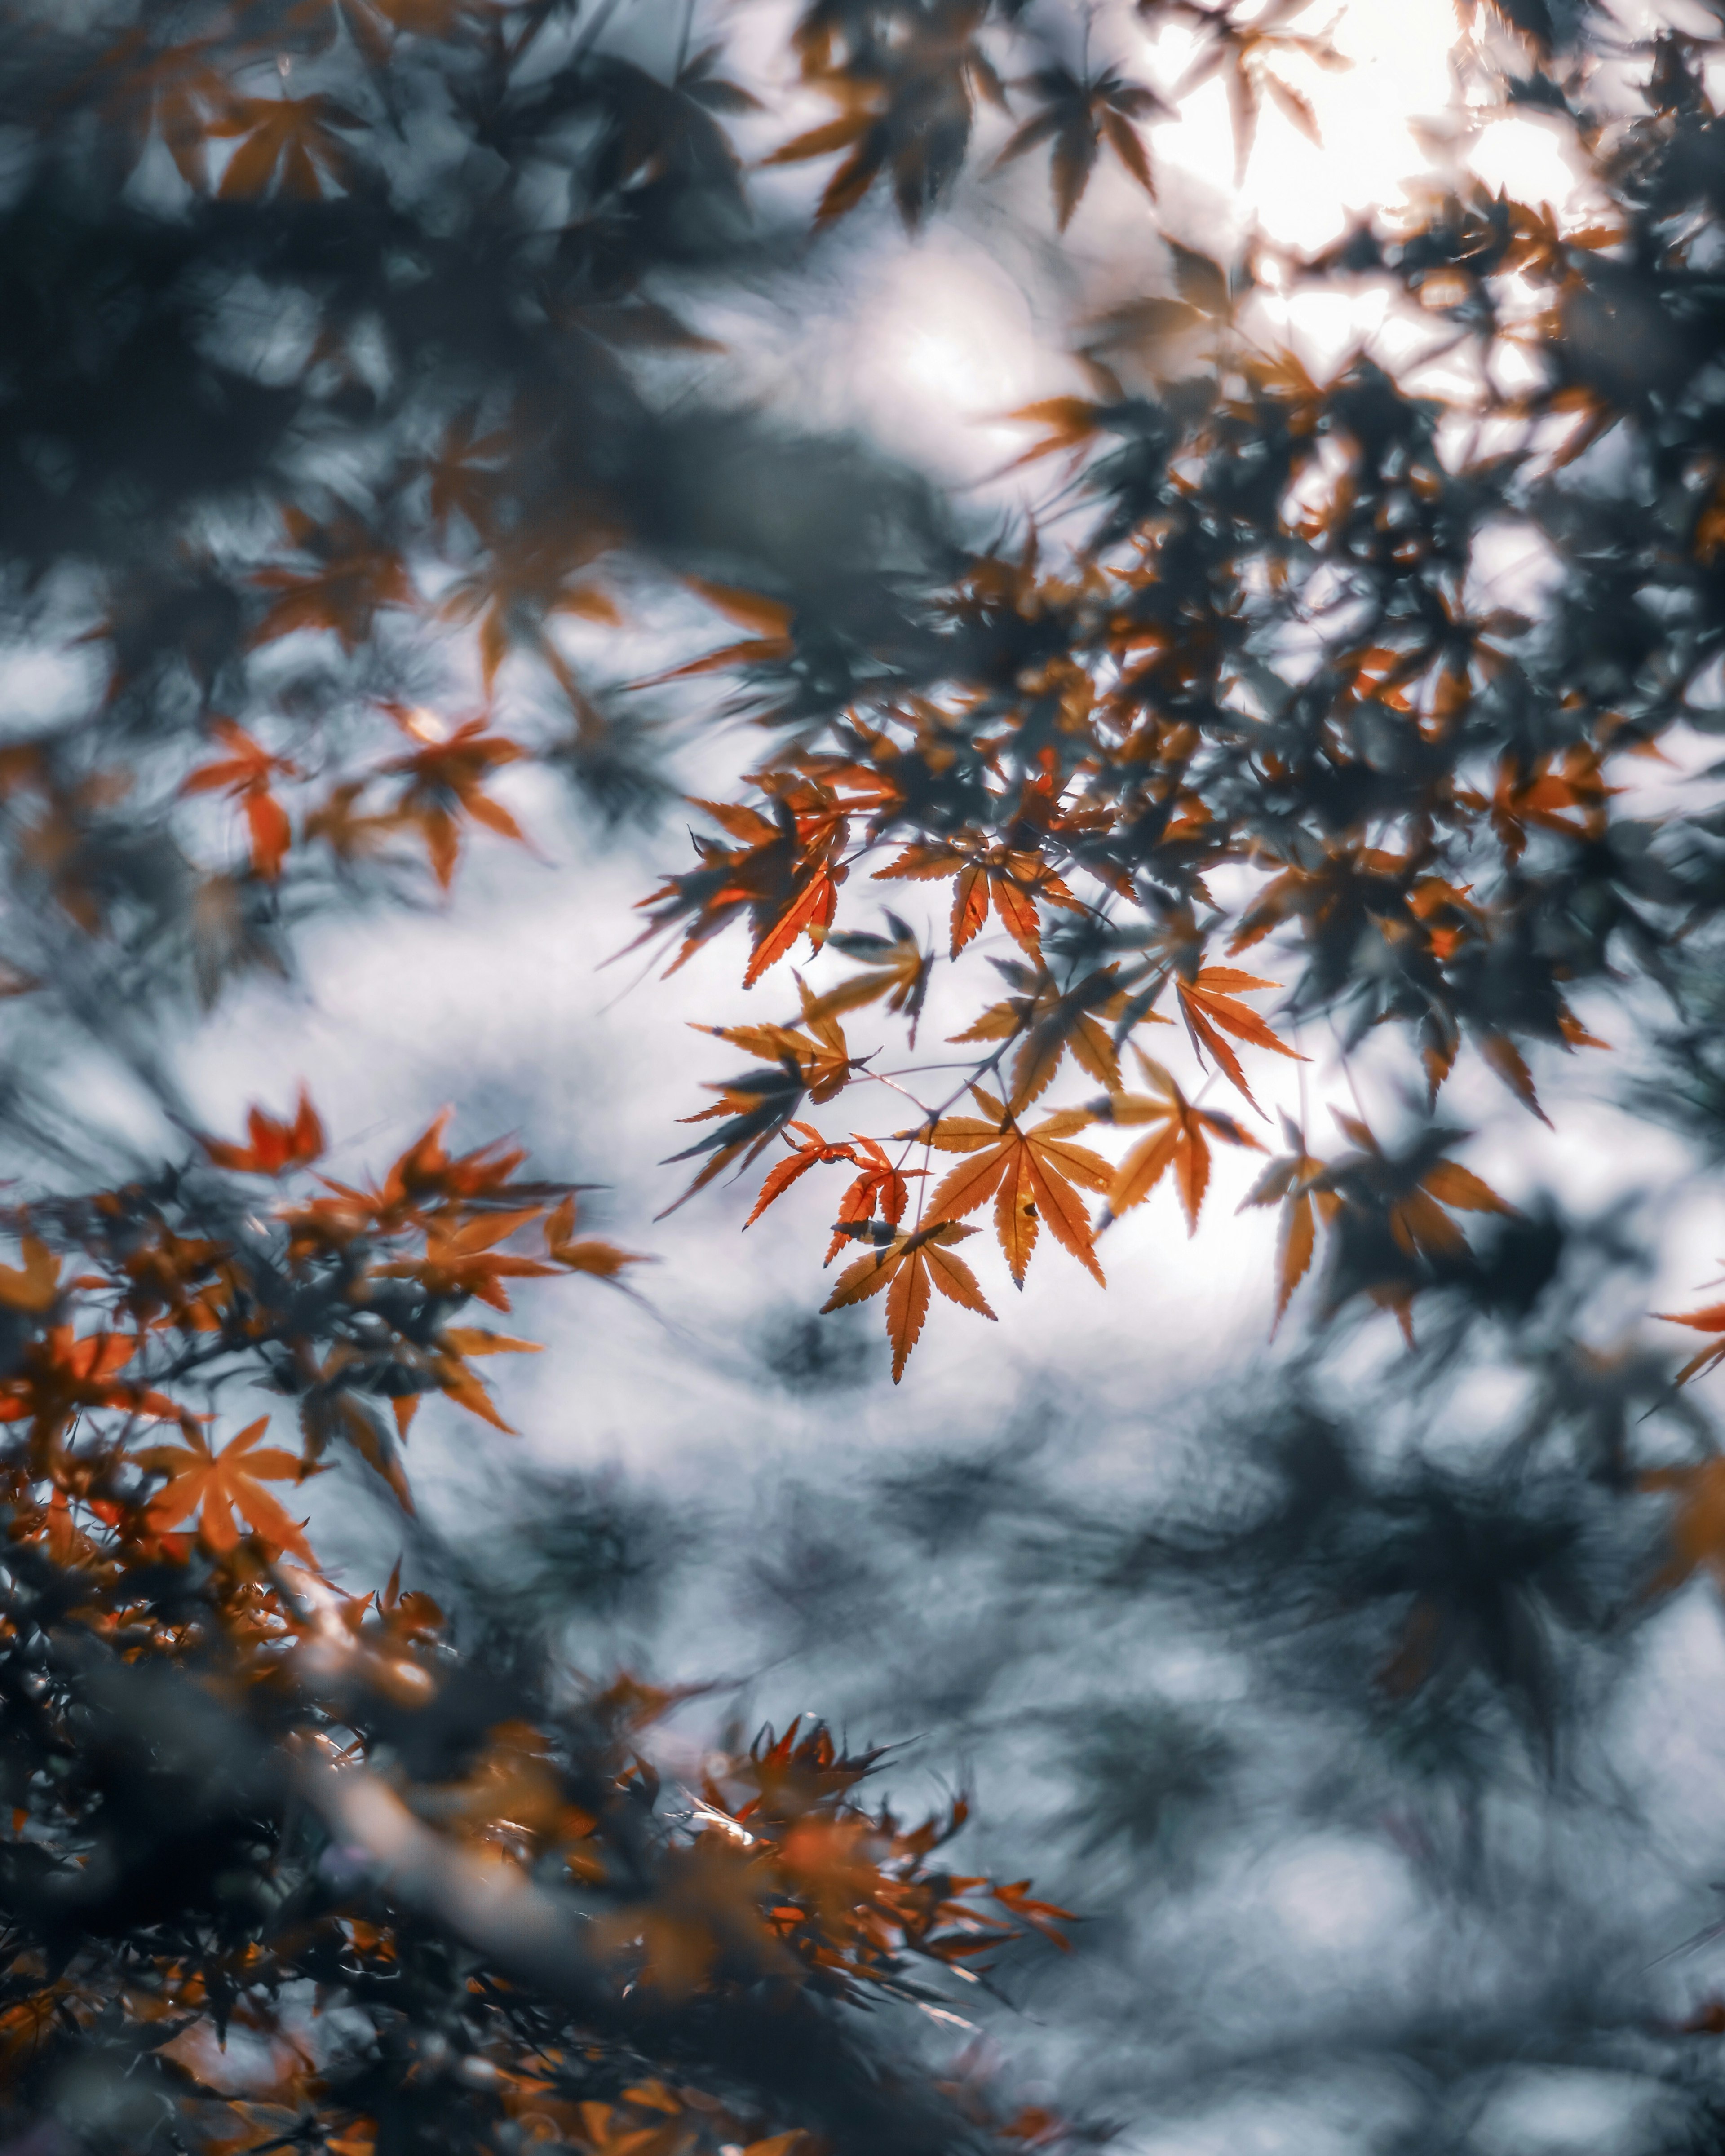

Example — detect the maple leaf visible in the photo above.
[296,1350,417,1510]
[801,917,932,1043]
[745,864,845,986]
[765,10,1006,230]
[1238,1112,1338,1332]
[637,583,796,686]
[993,1878,1078,1950]
[113,1225,232,1334]
[1166,0,1347,181]
[311,1112,549,1240]
[439,531,620,696]
[542,1195,650,1282]
[138,1417,315,1564]
[303,781,404,866]
[379,709,531,889]
[0,1237,61,1316]
[748,1125,926,1262]
[660,1061,810,1216]
[0,1328,180,1465]
[1172,967,1304,1114]
[425,407,513,545]
[1641,1457,1725,1593]
[249,511,412,653]
[374,1208,555,1312]
[1301,1114,1517,1339]
[698,976,861,1105]
[1477,1033,1552,1126]
[14,767,133,937]
[80,29,240,191]
[371,1558,445,1650]
[1339,1115,1514,1255]
[995,64,1166,228]
[200,1087,326,1175]
[951,964,1127,1110]
[284,0,492,62]
[1487,748,1614,865]
[181,720,299,880]
[873,844,1082,957]
[745,1122,860,1228]
[919,1087,1111,1286]
[375,0,493,29]
[824,1135,925,1263]
[1093,1052,1262,1234]
[626,794,848,987]
[1658,1293,1725,1387]
[430,1325,542,1431]
[821,1221,996,1382]
[210,93,367,200]
[994,397,1114,475]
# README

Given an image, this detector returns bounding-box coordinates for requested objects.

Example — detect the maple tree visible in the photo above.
[7,0,1725,2150]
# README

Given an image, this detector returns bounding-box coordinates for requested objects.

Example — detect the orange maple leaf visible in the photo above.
[181,720,299,879]
[950,965,1128,1111]
[699,977,861,1105]
[1096,1051,1263,1234]
[425,406,513,544]
[82,29,240,192]
[379,709,531,889]
[746,866,845,987]
[0,1237,62,1316]
[303,780,405,867]
[920,1088,1112,1286]
[250,511,412,652]
[821,1220,996,1382]
[1641,1456,1725,1594]
[1658,1294,1725,1387]
[199,1088,326,1175]
[541,1195,651,1281]
[438,532,619,696]
[310,1111,542,1237]
[1329,1113,1515,1272]
[1173,967,1304,1113]
[1257,1114,1517,1341]
[1238,1112,1337,1331]
[823,1135,924,1263]
[137,1417,315,1563]
[1488,747,1614,866]
[992,1877,1078,1950]
[872,844,1082,958]
[405,1326,543,1433]
[374,1209,554,1311]
[800,917,931,1040]
[745,1122,861,1228]
[210,93,366,200]
[635,581,795,687]
[0,1328,181,1462]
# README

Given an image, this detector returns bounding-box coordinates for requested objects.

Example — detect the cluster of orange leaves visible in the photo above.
[0,1683,1071,2154]
[636,672,1529,1374]
[0,1091,1074,2152]
[0,1091,641,1539]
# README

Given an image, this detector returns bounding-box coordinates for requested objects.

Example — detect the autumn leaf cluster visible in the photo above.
[0,1089,1069,2155]
[13,0,1725,2151]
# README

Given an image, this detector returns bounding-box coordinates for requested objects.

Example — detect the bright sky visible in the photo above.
[820,0,1593,482]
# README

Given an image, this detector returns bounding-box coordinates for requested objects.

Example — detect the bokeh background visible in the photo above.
[27,3,1725,2147]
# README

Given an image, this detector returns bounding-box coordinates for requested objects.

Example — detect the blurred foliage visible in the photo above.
[9,0,1725,2153]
